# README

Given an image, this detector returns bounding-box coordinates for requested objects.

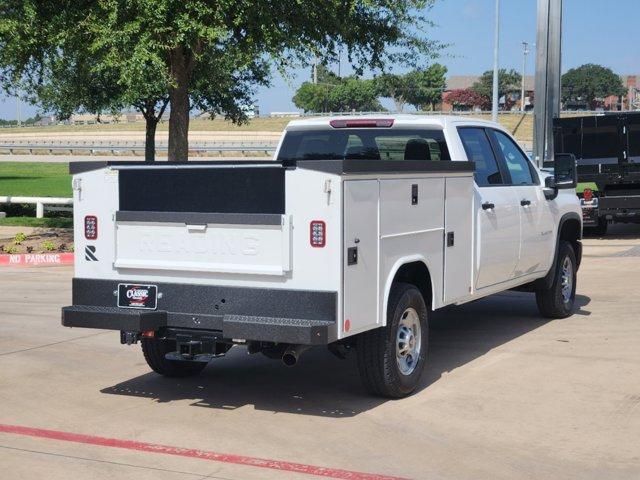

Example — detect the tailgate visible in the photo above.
[114,212,291,275]
[114,164,290,276]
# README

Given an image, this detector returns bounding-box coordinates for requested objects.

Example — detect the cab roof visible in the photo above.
[284,114,500,131]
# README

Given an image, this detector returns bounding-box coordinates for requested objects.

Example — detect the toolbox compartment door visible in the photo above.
[114,213,291,276]
[343,180,379,335]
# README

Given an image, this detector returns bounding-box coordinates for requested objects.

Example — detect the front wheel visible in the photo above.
[356,283,429,398]
[141,338,207,377]
[535,241,577,318]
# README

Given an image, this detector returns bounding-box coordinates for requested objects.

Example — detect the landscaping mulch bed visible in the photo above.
[0,228,74,255]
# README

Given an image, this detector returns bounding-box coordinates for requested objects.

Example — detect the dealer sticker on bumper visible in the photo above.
[117,284,158,309]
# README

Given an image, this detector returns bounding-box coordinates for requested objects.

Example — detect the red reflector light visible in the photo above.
[329,118,394,128]
[583,188,593,202]
[310,220,326,248]
[84,215,98,240]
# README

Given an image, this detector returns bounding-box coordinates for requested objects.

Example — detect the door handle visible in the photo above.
[520,199,531,207]
[482,202,495,210]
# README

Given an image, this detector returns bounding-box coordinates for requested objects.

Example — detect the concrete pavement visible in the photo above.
[1,226,639,479]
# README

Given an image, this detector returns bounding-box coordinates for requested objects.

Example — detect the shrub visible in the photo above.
[13,232,27,245]
[3,244,18,254]
[41,240,56,252]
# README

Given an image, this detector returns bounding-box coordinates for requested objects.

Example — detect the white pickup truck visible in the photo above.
[62,115,582,398]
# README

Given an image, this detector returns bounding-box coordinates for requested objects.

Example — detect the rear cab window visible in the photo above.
[277,128,451,165]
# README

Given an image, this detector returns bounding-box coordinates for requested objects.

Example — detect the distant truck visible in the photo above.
[554,112,640,235]
[62,115,581,398]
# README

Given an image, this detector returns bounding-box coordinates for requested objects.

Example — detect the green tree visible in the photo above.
[293,72,381,113]
[375,73,411,112]
[1,0,443,162]
[375,64,446,112]
[404,64,447,111]
[472,69,521,106]
[329,77,382,112]
[561,64,625,109]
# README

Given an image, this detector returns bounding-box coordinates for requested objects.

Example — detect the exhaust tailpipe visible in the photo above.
[282,345,310,367]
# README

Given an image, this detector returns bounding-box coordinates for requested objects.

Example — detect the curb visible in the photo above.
[0,252,74,267]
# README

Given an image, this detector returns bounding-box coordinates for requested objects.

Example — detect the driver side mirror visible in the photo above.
[553,153,577,189]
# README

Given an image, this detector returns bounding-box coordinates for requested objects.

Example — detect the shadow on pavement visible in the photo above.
[101,291,591,418]
[584,223,640,240]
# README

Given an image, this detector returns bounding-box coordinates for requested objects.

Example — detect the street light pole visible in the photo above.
[521,42,530,112]
[491,0,500,122]
[16,95,21,126]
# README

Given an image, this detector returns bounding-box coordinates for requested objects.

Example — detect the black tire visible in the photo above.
[141,338,207,377]
[535,241,577,319]
[356,282,429,398]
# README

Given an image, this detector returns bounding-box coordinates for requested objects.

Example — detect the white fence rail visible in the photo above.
[0,196,73,218]
[0,140,278,156]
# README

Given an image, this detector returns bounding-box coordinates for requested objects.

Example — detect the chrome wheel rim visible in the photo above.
[396,307,422,376]
[561,256,573,304]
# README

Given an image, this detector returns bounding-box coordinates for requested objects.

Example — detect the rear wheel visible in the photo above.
[141,338,207,377]
[356,283,429,398]
[535,241,577,318]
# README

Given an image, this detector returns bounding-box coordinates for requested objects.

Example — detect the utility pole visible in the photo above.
[312,59,318,84]
[533,0,562,166]
[491,0,500,122]
[16,95,21,126]
[521,42,530,112]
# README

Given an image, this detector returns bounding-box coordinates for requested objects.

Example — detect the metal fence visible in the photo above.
[0,140,278,156]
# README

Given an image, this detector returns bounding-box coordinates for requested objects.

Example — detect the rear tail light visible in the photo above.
[583,188,593,202]
[310,220,326,248]
[84,215,98,240]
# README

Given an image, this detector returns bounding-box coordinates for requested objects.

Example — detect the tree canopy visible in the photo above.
[445,88,490,111]
[561,64,625,109]
[0,0,443,161]
[472,69,521,104]
[293,66,382,113]
[375,64,447,112]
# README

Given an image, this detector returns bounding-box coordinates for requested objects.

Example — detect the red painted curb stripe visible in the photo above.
[0,424,409,480]
[0,253,74,266]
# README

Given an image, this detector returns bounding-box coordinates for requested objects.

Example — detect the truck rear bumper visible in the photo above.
[62,278,337,345]
[599,196,640,223]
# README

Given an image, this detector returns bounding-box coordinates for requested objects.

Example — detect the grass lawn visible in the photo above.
[0,162,71,197]
[576,182,598,194]
[0,216,73,228]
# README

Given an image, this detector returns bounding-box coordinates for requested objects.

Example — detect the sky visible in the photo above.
[0,0,637,119]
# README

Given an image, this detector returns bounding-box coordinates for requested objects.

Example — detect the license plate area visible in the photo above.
[117,284,158,309]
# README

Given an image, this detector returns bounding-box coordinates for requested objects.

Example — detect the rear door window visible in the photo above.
[491,129,536,185]
[458,127,504,186]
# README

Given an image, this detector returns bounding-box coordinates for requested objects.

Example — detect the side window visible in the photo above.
[458,127,504,186]
[492,130,535,185]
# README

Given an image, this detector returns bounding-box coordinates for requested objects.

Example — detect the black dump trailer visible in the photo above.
[554,112,640,234]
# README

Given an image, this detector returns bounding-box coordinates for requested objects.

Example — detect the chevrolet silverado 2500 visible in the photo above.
[62,115,582,398]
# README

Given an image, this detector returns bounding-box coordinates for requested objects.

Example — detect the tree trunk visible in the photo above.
[168,46,191,163]
[144,116,157,163]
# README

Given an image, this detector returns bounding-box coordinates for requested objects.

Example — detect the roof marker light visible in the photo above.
[329,119,394,128]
